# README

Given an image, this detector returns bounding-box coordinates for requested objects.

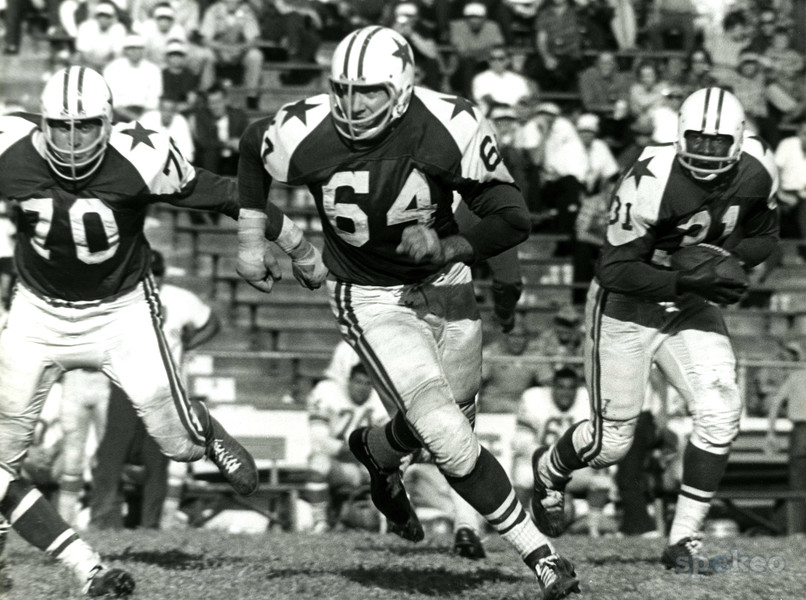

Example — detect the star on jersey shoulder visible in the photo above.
[120,121,157,150]
[282,99,320,126]
[627,156,655,187]
[442,95,477,121]
[392,38,414,70]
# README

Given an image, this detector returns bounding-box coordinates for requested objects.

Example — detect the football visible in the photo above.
[669,243,748,285]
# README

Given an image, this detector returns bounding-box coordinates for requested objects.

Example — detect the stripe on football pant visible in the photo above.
[142,276,205,445]
[333,281,404,414]
[580,285,606,463]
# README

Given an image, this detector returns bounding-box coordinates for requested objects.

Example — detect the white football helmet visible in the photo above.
[329,26,415,143]
[676,87,745,179]
[40,66,113,182]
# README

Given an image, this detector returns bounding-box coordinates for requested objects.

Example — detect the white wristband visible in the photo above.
[275,214,304,255]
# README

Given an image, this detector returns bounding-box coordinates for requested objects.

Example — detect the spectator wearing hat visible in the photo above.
[471,45,536,115]
[75,1,127,71]
[573,113,619,304]
[103,33,163,122]
[518,102,586,254]
[199,0,264,110]
[189,82,249,180]
[531,0,583,92]
[530,304,585,385]
[162,40,201,114]
[488,103,532,206]
[448,2,505,96]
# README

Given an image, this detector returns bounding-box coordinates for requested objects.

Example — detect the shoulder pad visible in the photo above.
[109,121,193,192]
[414,87,483,153]
[0,115,37,157]
[265,93,330,182]
[616,144,676,221]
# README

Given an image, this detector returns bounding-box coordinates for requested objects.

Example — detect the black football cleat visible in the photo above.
[193,399,259,496]
[535,552,581,600]
[661,535,714,576]
[348,427,424,543]
[453,527,486,560]
[531,446,569,538]
[84,566,135,597]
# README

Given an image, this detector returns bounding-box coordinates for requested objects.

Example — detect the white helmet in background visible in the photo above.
[329,26,415,143]
[40,66,113,182]
[676,87,745,179]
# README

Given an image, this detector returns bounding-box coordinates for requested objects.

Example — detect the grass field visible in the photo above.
[3,527,806,599]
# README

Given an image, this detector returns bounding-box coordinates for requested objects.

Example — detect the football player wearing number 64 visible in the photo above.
[236,25,579,600]
[530,87,780,576]
[0,66,323,597]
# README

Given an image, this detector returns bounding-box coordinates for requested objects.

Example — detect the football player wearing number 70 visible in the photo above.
[0,66,323,597]
[236,25,579,600]
[530,88,780,575]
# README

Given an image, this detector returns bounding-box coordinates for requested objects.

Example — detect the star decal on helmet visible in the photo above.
[120,122,157,150]
[391,38,413,71]
[627,156,655,187]
[442,95,477,121]
[282,99,320,126]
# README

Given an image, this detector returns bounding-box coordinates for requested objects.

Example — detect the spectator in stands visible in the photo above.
[189,82,249,177]
[576,0,618,51]
[518,102,586,254]
[161,39,201,114]
[501,0,539,47]
[91,250,221,530]
[647,84,686,144]
[3,0,61,55]
[760,25,804,95]
[573,112,619,304]
[140,96,195,161]
[704,9,749,82]
[765,350,806,533]
[661,54,688,89]
[74,1,127,71]
[532,0,583,92]
[512,367,614,537]
[479,319,543,414]
[577,50,632,149]
[644,0,698,52]
[608,0,637,50]
[103,33,162,123]
[56,369,110,527]
[682,47,718,94]
[306,362,389,532]
[412,0,450,44]
[743,7,778,55]
[199,0,264,110]
[470,45,535,115]
[530,304,584,385]
[448,2,505,97]
[488,103,532,206]
[720,50,777,146]
[774,120,806,245]
[628,59,666,118]
[616,114,654,169]
[391,1,445,91]
[137,3,186,68]
[255,0,324,85]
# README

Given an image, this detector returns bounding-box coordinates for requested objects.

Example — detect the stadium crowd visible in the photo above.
[1,1,806,598]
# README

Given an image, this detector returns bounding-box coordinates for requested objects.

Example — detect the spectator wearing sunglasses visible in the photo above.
[471,45,537,115]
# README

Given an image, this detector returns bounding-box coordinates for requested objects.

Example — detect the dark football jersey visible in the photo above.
[597,134,779,301]
[247,87,520,286]
[0,115,238,302]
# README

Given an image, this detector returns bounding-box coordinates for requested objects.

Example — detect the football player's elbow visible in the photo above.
[505,207,532,244]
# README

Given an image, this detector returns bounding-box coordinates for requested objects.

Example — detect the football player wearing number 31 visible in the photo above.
[236,26,579,600]
[530,87,780,575]
[0,66,297,597]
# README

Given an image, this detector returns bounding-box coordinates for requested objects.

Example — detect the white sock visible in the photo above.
[669,494,711,545]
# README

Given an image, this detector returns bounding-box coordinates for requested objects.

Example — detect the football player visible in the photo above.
[236,26,579,599]
[0,66,321,596]
[530,87,779,573]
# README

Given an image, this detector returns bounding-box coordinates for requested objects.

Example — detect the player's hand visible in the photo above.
[237,239,283,293]
[396,224,445,264]
[676,257,748,304]
[288,239,329,290]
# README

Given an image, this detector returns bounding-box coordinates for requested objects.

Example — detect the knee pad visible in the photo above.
[407,392,479,478]
[690,399,741,455]
[584,416,638,469]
